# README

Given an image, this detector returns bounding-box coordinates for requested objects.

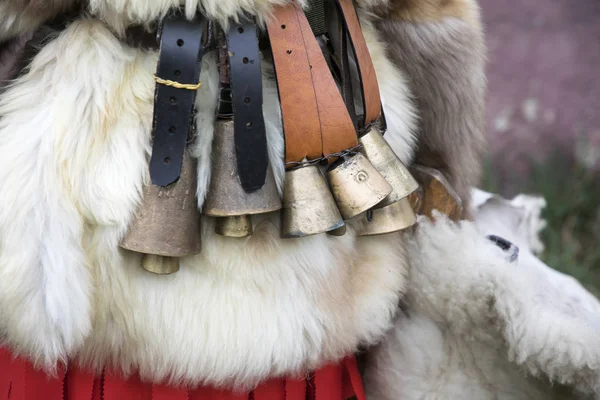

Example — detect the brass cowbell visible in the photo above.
[281,165,345,238]
[326,153,392,220]
[120,150,202,275]
[356,197,417,236]
[358,129,419,208]
[203,119,282,237]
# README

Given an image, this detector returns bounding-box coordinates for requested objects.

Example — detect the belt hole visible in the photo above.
[238,27,244,34]
[168,126,176,134]
[170,96,177,104]
[174,69,181,76]
[243,57,249,64]
[177,39,184,47]
[286,50,292,54]
[281,24,286,29]
[244,97,251,104]
[246,122,252,128]
[164,157,171,165]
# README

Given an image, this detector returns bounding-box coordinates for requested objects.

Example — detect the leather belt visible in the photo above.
[226,17,269,192]
[267,2,358,166]
[149,11,206,187]
[216,27,233,118]
[334,0,382,129]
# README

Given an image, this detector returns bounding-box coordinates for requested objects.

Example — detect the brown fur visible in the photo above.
[0,0,78,42]
[373,0,487,211]
[385,0,480,26]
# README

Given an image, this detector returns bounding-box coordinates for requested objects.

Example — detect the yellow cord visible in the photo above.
[153,75,202,90]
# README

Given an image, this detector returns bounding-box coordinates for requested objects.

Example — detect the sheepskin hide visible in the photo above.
[0,0,416,390]
[371,0,487,209]
[364,190,600,399]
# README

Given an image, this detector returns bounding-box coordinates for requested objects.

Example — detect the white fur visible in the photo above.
[364,193,600,399]
[88,0,306,34]
[0,13,415,389]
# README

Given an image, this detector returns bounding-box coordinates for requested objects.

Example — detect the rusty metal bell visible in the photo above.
[326,153,392,220]
[359,129,419,209]
[203,120,281,237]
[356,197,417,236]
[120,150,202,275]
[281,165,345,238]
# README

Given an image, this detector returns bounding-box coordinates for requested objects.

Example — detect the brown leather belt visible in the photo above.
[335,0,382,128]
[267,2,358,166]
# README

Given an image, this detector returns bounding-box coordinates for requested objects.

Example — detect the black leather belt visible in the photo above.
[149,11,207,187]
[226,17,268,192]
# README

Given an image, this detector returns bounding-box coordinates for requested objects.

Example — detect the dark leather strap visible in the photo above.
[149,12,205,187]
[267,2,358,165]
[306,0,327,36]
[226,17,269,192]
[334,0,382,128]
[217,28,233,118]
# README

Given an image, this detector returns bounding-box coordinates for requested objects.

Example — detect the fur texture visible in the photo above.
[0,4,416,389]
[372,0,487,209]
[364,193,600,399]
[0,0,77,42]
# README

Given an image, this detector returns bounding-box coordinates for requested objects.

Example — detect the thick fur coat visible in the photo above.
[371,0,487,209]
[364,191,600,399]
[0,0,417,390]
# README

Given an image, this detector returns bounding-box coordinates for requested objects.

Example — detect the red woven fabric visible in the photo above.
[0,348,364,400]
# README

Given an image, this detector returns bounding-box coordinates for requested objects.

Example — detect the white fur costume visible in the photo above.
[364,190,600,399]
[0,0,416,391]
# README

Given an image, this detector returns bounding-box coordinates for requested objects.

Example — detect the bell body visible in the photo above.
[327,153,392,220]
[203,120,281,217]
[356,198,417,236]
[358,129,419,208]
[281,165,345,238]
[141,255,181,275]
[408,164,464,221]
[215,215,253,238]
[120,150,202,269]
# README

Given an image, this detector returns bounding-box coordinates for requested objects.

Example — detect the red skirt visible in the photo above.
[0,348,365,400]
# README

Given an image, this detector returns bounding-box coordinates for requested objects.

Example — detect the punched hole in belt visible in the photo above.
[238,27,244,34]
[243,57,249,64]
[281,24,286,29]
[174,69,181,76]
[164,157,171,165]
[244,97,251,103]
[177,39,184,46]
[169,126,176,134]
[170,96,177,104]
[246,122,253,128]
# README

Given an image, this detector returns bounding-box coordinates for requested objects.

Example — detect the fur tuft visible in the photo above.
[373,0,487,209]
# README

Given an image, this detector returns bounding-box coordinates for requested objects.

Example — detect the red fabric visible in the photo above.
[253,378,285,400]
[0,349,364,400]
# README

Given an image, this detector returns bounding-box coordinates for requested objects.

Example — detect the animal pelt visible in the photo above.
[369,0,487,210]
[363,191,600,399]
[0,4,416,390]
[0,0,79,43]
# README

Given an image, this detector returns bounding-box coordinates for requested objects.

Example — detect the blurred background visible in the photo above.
[478,0,600,294]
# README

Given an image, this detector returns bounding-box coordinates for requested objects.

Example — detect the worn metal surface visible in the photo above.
[356,197,416,236]
[359,129,419,208]
[327,154,392,220]
[214,215,253,238]
[203,120,282,217]
[281,165,345,238]
[120,150,202,257]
